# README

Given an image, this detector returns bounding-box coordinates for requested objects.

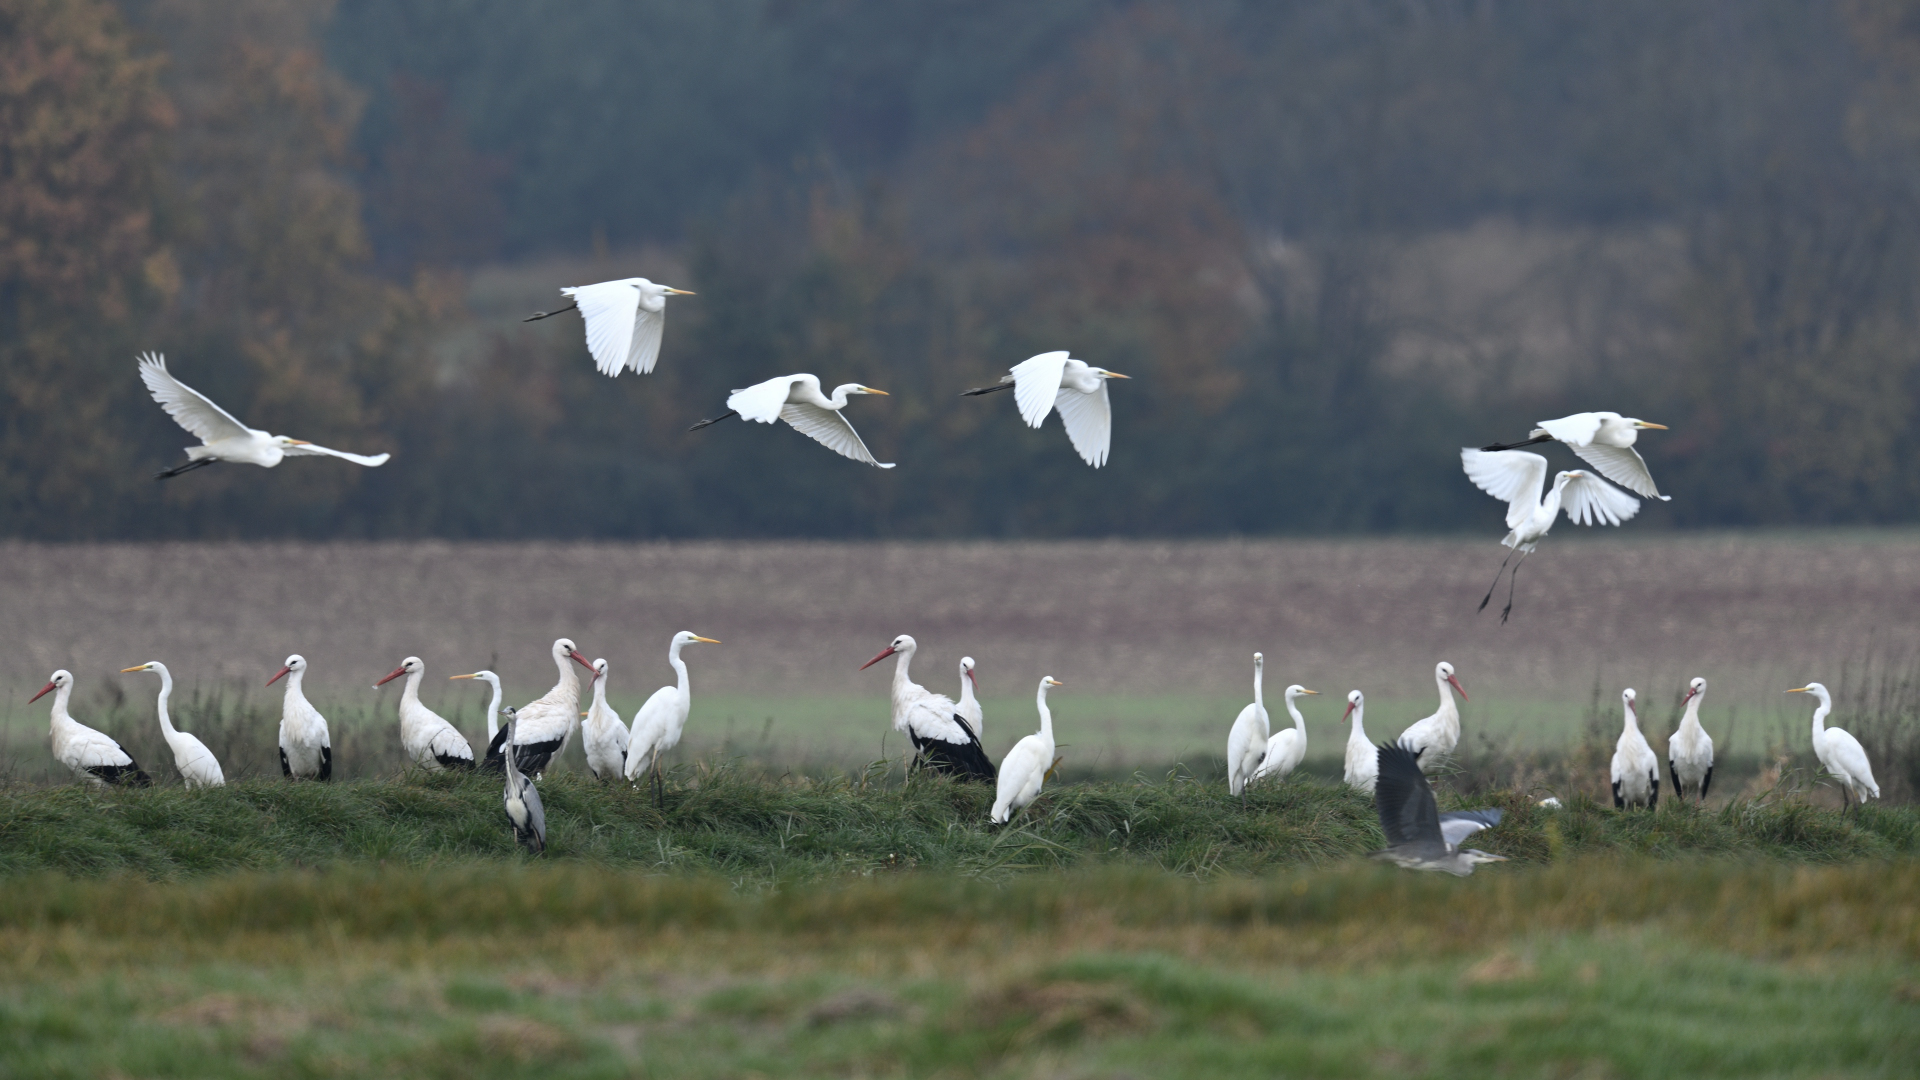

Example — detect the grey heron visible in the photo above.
[501,710,547,855]
[1370,741,1508,876]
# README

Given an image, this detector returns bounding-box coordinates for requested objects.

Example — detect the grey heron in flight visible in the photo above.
[1370,741,1508,876]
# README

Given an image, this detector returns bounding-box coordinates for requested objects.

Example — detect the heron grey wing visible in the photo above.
[1374,741,1442,846]
[1438,808,1503,847]
[522,780,547,850]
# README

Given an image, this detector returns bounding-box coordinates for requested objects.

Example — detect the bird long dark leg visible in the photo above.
[653,757,664,810]
[1478,433,1554,452]
[522,300,579,322]
[960,382,1015,398]
[1478,549,1517,612]
[153,458,216,481]
[688,410,738,431]
[1500,552,1530,624]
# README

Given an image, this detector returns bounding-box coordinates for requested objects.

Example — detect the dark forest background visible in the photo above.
[7,0,1920,538]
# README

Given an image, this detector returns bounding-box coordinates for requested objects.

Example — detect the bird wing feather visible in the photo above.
[1438,809,1502,847]
[628,304,666,374]
[780,402,895,467]
[66,726,134,769]
[1568,442,1667,500]
[1052,381,1113,467]
[1010,351,1071,428]
[565,281,641,376]
[1461,449,1549,531]
[727,376,798,423]
[1374,741,1441,846]
[1560,474,1641,526]
[1534,413,1605,446]
[279,442,391,466]
[138,353,253,445]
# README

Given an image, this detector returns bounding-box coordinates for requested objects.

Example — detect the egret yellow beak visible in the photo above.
[287,439,312,445]
[119,665,147,673]
[1634,421,1668,430]
[1300,689,1321,696]
[1786,687,1810,694]
[1104,371,1131,379]
[693,636,722,644]
[862,388,889,396]
[666,288,696,295]
[450,673,477,680]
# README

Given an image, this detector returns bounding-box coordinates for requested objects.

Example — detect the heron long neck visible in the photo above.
[154,669,178,737]
[1036,686,1054,740]
[669,641,691,701]
[1253,662,1264,710]
[1541,479,1571,519]
[1811,696,1830,738]
[485,680,502,740]
[1285,694,1307,734]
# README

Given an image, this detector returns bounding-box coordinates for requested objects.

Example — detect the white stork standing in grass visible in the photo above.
[1225,653,1270,802]
[500,710,547,855]
[267,655,331,781]
[1397,661,1468,771]
[121,661,223,787]
[1611,688,1659,809]
[1251,685,1321,786]
[862,635,996,782]
[688,374,894,467]
[991,677,1064,824]
[485,638,596,777]
[30,670,151,786]
[956,657,983,740]
[962,351,1131,467]
[523,277,694,376]
[581,658,629,782]
[1342,690,1377,794]
[449,669,505,745]
[138,353,391,479]
[1669,677,1715,803]
[1480,411,1671,500]
[626,632,722,803]
[1787,683,1880,814]
[376,657,474,771]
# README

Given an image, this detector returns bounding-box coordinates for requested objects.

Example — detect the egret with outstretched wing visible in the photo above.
[962,351,1130,467]
[690,374,893,467]
[138,353,390,479]
[1482,411,1670,500]
[525,278,694,376]
[1461,448,1641,622]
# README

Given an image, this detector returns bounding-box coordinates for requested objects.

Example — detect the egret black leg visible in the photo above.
[1479,433,1554,452]
[652,757,663,809]
[688,410,738,431]
[1500,552,1530,624]
[522,299,579,322]
[1479,549,1516,613]
[960,382,1015,398]
[154,458,215,480]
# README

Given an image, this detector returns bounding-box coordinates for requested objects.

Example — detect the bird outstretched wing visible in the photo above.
[1533,413,1605,446]
[1461,449,1548,531]
[138,353,253,445]
[1439,808,1502,847]
[1568,442,1668,501]
[280,443,391,467]
[564,281,640,376]
[1560,473,1640,526]
[779,403,895,467]
[727,376,799,424]
[1052,381,1113,467]
[628,303,666,374]
[1374,741,1442,846]
[1009,351,1071,428]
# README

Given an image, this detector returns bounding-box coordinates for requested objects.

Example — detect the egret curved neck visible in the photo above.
[154,669,177,734]
[1036,686,1054,739]
[485,681,502,739]
[1285,694,1307,733]
[1810,696,1831,737]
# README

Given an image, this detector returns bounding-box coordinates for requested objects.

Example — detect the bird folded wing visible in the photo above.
[566,281,640,376]
[727,376,798,423]
[779,402,895,467]
[1569,442,1668,500]
[628,304,665,374]
[71,731,135,769]
[1460,449,1548,531]
[1374,741,1442,846]
[1533,413,1605,446]
[1052,382,1113,467]
[280,442,391,466]
[1010,351,1071,428]
[138,353,253,445]
[1560,474,1641,526]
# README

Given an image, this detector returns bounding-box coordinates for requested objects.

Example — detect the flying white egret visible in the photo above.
[524,277,694,376]
[689,374,894,467]
[376,657,475,771]
[581,658,629,782]
[1342,690,1377,794]
[1371,742,1509,876]
[1461,449,1641,622]
[991,677,1065,824]
[625,632,722,804]
[1481,412,1671,500]
[1251,685,1321,786]
[1669,677,1715,803]
[1787,683,1880,813]
[485,638,596,777]
[267,655,331,780]
[449,669,505,745]
[138,353,390,479]
[30,670,151,786]
[1397,661,1468,771]
[121,661,224,787]
[1611,688,1659,809]
[962,351,1130,467]
[861,635,995,781]
[500,710,547,855]
[1225,653,1270,802]
[956,657,983,739]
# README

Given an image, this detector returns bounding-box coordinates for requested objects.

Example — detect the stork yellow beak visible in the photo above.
[1634,421,1668,430]
[693,636,722,644]
[119,665,147,673]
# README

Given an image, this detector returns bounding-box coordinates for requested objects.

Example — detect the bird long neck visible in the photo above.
[669,642,691,700]
[1436,672,1458,721]
[1811,695,1831,738]
[485,680,502,741]
[1285,693,1307,734]
[891,647,917,696]
[287,669,307,703]
[401,669,423,709]
[1036,685,1054,740]
[1349,703,1366,739]
[1623,702,1641,734]
[1680,694,1704,733]
[49,684,74,732]
[958,671,977,711]
[1253,661,1264,710]
[590,674,609,713]
[552,653,580,704]
[154,669,178,737]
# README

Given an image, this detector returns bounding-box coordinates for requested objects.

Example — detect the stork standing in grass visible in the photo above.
[486,638,596,776]
[1251,685,1320,786]
[581,658,629,781]
[268,655,331,781]
[991,677,1064,824]
[121,661,223,787]
[862,635,995,781]
[956,657,984,741]
[1787,683,1880,813]
[1225,653,1270,803]
[626,632,722,804]
[1611,688,1659,809]
[1668,677,1715,803]
[30,670,151,786]
[376,657,475,770]
[1397,661,1467,771]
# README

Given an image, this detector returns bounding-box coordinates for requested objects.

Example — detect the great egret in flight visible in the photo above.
[1461,449,1641,622]
[267,655,332,780]
[991,676,1064,824]
[30,670,152,786]
[1250,684,1320,786]
[1669,677,1715,803]
[122,661,224,787]
[486,638,595,777]
[1225,653,1270,802]
[862,635,995,781]
[1611,688,1659,809]
[626,632,722,804]
[962,351,1130,467]
[1370,741,1508,876]
[1482,412,1670,500]
[690,374,894,467]
[1397,661,1467,771]
[376,657,476,770]
[1787,683,1880,813]
[138,353,390,479]
[524,278,694,376]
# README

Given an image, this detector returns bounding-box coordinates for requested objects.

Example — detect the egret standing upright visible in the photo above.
[1225,653,1270,803]
[121,661,223,787]
[1787,683,1880,813]
[626,632,722,804]
[991,677,1065,824]
[1251,685,1320,786]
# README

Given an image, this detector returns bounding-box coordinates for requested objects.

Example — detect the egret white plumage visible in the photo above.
[524,277,694,376]
[1251,685,1321,786]
[1341,690,1377,794]
[449,669,505,745]
[962,351,1130,467]
[581,658,629,782]
[138,353,390,479]
[689,374,893,467]
[121,661,224,787]
[861,635,995,780]
[267,655,331,780]
[30,670,151,786]
[1787,683,1880,813]
[485,638,596,777]
[956,657,983,739]
[375,657,475,770]
[991,677,1064,824]
[1371,741,1508,876]
[1225,653,1270,802]
[625,632,722,803]
[1461,449,1641,622]
[1668,677,1715,803]
[500,710,547,855]
[1481,411,1671,500]
[1397,661,1468,771]
[1610,688,1659,809]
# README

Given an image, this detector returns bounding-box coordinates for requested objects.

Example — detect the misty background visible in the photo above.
[6,0,1920,540]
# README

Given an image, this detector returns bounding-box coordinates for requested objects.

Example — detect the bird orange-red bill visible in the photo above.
[375,666,408,687]
[28,681,56,703]
[860,646,896,670]
[267,665,293,686]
